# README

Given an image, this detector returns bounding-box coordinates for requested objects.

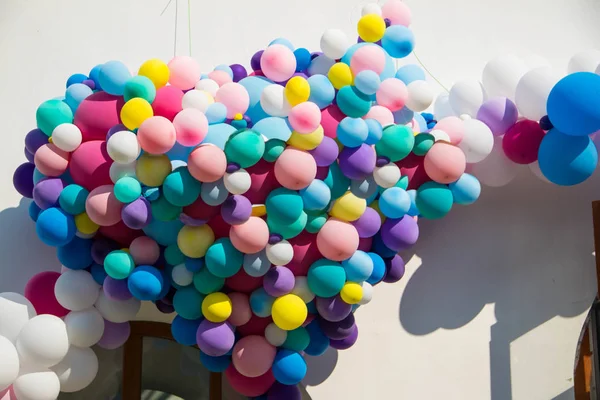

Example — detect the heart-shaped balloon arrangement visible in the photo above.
[5,0,600,398]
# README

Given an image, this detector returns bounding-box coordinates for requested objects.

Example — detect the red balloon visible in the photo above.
[225,365,275,397]
[183,197,220,220]
[245,159,281,204]
[358,236,373,252]
[152,86,184,121]
[74,92,124,142]
[287,231,321,276]
[225,268,264,294]
[237,315,272,337]
[99,221,143,247]
[207,214,230,240]
[70,141,113,191]
[502,120,545,164]
[315,166,329,180]
[396,153,431,190]
[24,271,69,317]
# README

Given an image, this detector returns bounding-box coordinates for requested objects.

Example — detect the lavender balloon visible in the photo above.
[383,254,405,283]
[309,136,339,167]
[103,276,132,301]
[33,178,64,209]
[196,320,235,357]
[97,320,131,350]
[121,197,151,229]
[318,312,355,340]
[380,215,419,252]
[316,295,352,322]
[329,324,358,350]
[263,266,295,297]
[338,143,376,180]
[351,207,381,238]
[221,195,252,225]
[476,97,518,136]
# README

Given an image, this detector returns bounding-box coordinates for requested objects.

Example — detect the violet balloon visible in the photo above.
[33,178,64,210]
[383,254,405,283]
[221,195,252,225]
[308,136,339,167]
[329,324,358,350]
[25,128,48,154]
[103,276,133,301]
[230,64,248,82]
[338,144,377,180]
[315,295,352,322]
[97,320,131,350]
[380,215,419,252]
[263,266,295,297]
[476,97,518,136]
[196,320,235,357]
[351,207,381,238]
[318,312,355,340]
[121,197,152,229]
[91,237,119,264]
[267,382,302,400]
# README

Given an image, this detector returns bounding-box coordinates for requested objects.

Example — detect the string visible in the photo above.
[413,51,449,93]
[160,0,179,58]
[187,0,192,57]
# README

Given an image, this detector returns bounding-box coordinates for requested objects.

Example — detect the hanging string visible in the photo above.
[187,0,192,57]
[413,51,449,93]
[160,0,179,58]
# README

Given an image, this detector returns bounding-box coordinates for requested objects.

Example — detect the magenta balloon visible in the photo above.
[380,215,419,251]
[97,320,131,350]
[351,207,381,238]
[196,320,235,356]
[476,97,518,136]
[315,295,352,322]
[383,254,405,283]
[308,136,339,167]
[329,324,358,350]
[318,312,355,340]
[338,144,376,180]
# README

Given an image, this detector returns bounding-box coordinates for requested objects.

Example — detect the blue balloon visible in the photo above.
[395,64,426,84]
[239,76,272,123]
[199,352,231,372]
[66,73,88,88]
[128,265,164,301]
[205,103,228,124]
[36,207,76,247]
[307,75,335,109]
[538,128,598,185]
[202,123,237,149]
[547,72,600,136]
[90,263,108,285]
[354,70,381,95]
[379,187,411,218]
[342,250,374,282]
[449,173,481,205]
[98,61,131,96]
[185,257,204,273]
[270,38,294,51]
[173,287,205,320]
[166,141,194,161]
[272,350,307,385]
[249,288,275,318]
[364,119,383,145]
[366,251,387,284]
[299,180,331,211]
[65,83,93,112]
[214,64,234,79]
[337,117,369,147]
[304,321,330,356]
[381,26,415,58]
[406,189,419,216]
[89,64,103,90]
[253,117,292,141]
[57,236,93,270]
[143,219,183,246]
[171,315,202,346]
[28,202,41,222]
[294,48,311,72]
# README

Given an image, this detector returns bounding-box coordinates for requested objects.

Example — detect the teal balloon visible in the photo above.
[272,350,307,385]
[123,75,156,103]
[336,86,371,118]
[163,168,201,207]
[205,238,243,278]
[282,327,310,352]
[173,287,205,320]
[59,184,88,215]
[307,259,346,298]
[449,173,481,205]
[114,176,142,204]
[250,288,275,317]
[151,195,182,221]
[305,212,327,233]
[416,181,453,219]
[375,124,414,162]
[142,218,183,246]
[200,352,231,372]
[164,244,185,266]
[193,268,225,294]
[413,133,434,156]
[266,188,304,225]
[224,129,265,168]
[267,211,307,240]
[36,100,73,136]
[323,162,350,200]
[263,139,286,162]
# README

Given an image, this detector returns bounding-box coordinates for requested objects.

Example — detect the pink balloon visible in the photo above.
[24,271,68,317]
[423,142,466,184]
[260,44,297,82]
[0,386,15,400]
[381,0,412,26]
[274,147,317,190]
[363,105,394,127]
[225,366,275,398]
[173,108,209,147]
[434,116,464,145]
[34,143,70,177]
[232,335,276,378]
[502,119,545,164]
[74,92,123,142]
[376,78,408,111]
[129,236,160,265]
[288,102,322,134]
[228,292,252,326]
[316,219,359,261]
[215,83,250,119]
[168,56,201,90]
[321,105,345,138]
[230,217,269,254]
[69,141,112,191]
[188,144,227,182]
[137,116,176,154]
[86,185,123,226]
[350,45,386,75]
[208,70,233,87]
[152,86,184,121]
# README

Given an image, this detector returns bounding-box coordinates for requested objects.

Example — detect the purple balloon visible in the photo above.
[179,214,208,226]
[316,296,352,322]
[25,128,48,154]
[33,178,64,210]
[476,97,518,136]
[106,124,128,141]
[263,266,295,297]
[230,64,248,82]
[25,147,34,163]
[380,215,419,252]
[91,237,119,265]
[351,207,381,238]
[251,50,264,71]
[318,312,355,340]
[308,136,339,167]
[121,197,151,229]
[338,144,376,180]
[97,320,131,350]
[13,162,35,198]
[267,382,302,400]
[156,300,175,314]
[196,320,235,357]
[383,254,405,283]
[103,276,132,301]
[329,324,358,350]
[83,79,96,90]
[221,195,252,225]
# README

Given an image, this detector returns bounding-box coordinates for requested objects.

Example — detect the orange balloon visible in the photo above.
[316,218,359,261]
[274,147,316,190]
[188,144,227,183]
[34,143,70,177]
[230,217,269,254]
[423,142,466,184]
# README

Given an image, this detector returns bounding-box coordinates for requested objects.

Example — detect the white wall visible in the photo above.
[0,0,599,399]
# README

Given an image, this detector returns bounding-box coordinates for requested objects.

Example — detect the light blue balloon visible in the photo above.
[393,106,414,124]
[270,38,294,51]
[449,174,481,205]
[202,123,237,149]
[354,70,381,95]
[381,26,415,58]
[253,117,292,141]
[250,288,275,317]
[407,189,419,216]
[272,350,307,385]
[239,76,272,123]
[337,117,369,148]
[413,112,427,133]
[243,250,271,277]
[379,187,411,218]
[205,103,228,124]
[364,118,383,145]
[299,180,331,211]
[214,64,233,79]
[342,250,374,282]
[65,83,93,112]
[307,75,335,109]
[98,61,131,96]
[89,64,103,90]
[395,64,426,84]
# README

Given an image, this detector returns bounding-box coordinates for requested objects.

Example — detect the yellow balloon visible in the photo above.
[285,76,310,106]
[177,225,215,258]
[138,59,170,89]
[75,212,99,235]
[328,63,353,90]
[202,292,232,323]
[271,294,307,331]
[357,14,386,43]
[120,98,153,130]
[251,204,267,217]
[340,282,363,304]
[287,125,324,150]
[370,199,386,223]
[330,192,366,222]
[136,154,172,187]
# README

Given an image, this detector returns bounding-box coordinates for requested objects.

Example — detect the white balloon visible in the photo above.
[568,50,600,73]
[223,169,251,195]
[109,160,136,183]
[64,309,104,348]
[94,292,140,323]
[54,270,100,312]
[51,123,82,152]
[529,161,550,183]
[17,315,69,368]
[433,93,455,120]
[430,129,451,142]
[470,136,518,187]
[515,67,560,121]
[291,277,314,303]
[195,79,220,97]
[265,240,293,266]
[458,119,493,163]
[405,81,434,112]
[361,3,382,16]
[448,80,487,117]
[482,54,527,100]
[51,346,98,393]
[0,335,19,390]
[320,29,350,60]
[358,281,373,305]
[264,323,287,347]
[182,90,213,112]
[0,293,36,344]
[260,84,291,117]
[171,264,194,287]
[106,131,140,164]
[12,368,60,400]
[307,55,336,77]
[373,163,400,188]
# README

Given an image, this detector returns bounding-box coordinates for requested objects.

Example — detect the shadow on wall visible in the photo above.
[399,168,599,400]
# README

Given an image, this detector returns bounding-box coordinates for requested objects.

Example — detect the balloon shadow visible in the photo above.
[303,347,339,387]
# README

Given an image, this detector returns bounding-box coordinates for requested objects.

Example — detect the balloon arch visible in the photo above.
[5,0,600,398]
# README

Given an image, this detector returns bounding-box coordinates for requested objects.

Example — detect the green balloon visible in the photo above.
[224,129,265,168]
[193,268,225,294]
[416,181,453,219]
[164,244,185,266]
[283,327,310,352]
[59,184,88,215]
[413,133,434,156]
[114,176,142,204]
[336,85,371,118]
[265,188,304,225]
[205,238,243,278]
[263,139,286,162]
[104,250,135,279]
[36,100,74,136]
[397,175,409,190]
[173,287,204,320]
[267,211,307,240]
[151,195,182,221]
[305,211,327,233]
[163,168,201,207]
[123,75,157,103]
[323,162,350,200]
[307,258,346,298]
[375,125,415,162]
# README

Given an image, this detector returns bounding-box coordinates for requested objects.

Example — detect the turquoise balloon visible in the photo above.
[59,184,88,215]
[307,259,346,298]
[124,75,156,103]
[250,288,275,317]
[323,162,351,200]
[342,250,374,282]
[151,195,182,221]
[416,181,453,219]
[200,352,231,372]
[36,100,73,136]
[114,176,142,204]
[164,244,185,266]
[272,350,307,385]
[336,86,371,118]
[267,211,307,240]
[305,212,327,233]
[224,129,265,168]
[379,187,411,218]
[205,238,243,278]
[449,173,481,205]
[266,188,304,225]
[193,268,225,294]
[263,139,286,162]
[173,287,205,320]
[163,167,201,207]
[299,180,331,211]
[375,124,414,162]
[142,218,183,246]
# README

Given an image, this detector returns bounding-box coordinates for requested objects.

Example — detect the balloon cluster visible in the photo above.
[7,0,600,398]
